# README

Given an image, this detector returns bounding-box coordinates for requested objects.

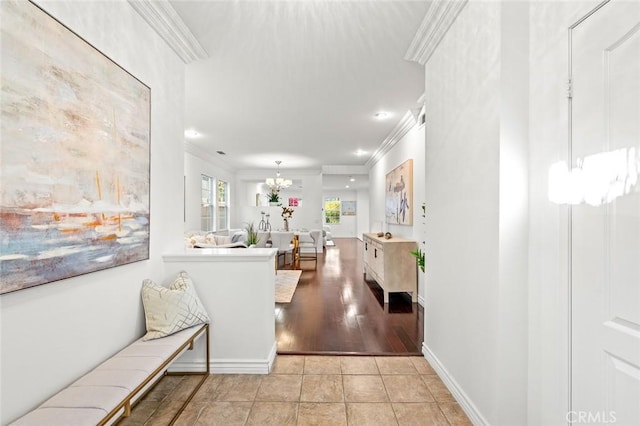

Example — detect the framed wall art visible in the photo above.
[385,159,413,225]
[341,201,356,216]
[0,0,151,294]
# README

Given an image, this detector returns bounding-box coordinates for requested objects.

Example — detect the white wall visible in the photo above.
[0,1,185,423]
[322,189,358,238]
[368,124,425,242]
[496,2,529,424]
[163,249,277,374]
[356,189,370,239]
[368,122,426,302]
[235,170,323,232]
[527,2,601,425]
[423,3,501,424]
[421,1,607,424]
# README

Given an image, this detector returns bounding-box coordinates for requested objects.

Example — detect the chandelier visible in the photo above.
[265,160,292,190]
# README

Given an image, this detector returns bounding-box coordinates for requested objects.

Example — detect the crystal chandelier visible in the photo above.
[265,160,292,190]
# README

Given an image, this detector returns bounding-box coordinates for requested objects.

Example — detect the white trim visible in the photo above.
[417,294,425,307]
[267,341,278,372]
[422,342,489,425]
[170,343,277,374]
[171,360,270,374]
[366,111,417,168]
[404,0,468,65]
[127,0,208,64]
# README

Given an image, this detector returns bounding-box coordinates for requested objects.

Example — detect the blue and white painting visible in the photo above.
[385,159,413,225]
[0,0,151,294]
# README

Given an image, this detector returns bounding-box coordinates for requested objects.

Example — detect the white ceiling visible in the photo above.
[171,0,428,173]
[322,173,369,191]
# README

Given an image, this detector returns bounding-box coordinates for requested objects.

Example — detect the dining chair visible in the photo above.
[298,229,319,270]
[271,231,294,269]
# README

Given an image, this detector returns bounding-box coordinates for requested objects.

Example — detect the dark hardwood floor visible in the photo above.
[276,237,424,355]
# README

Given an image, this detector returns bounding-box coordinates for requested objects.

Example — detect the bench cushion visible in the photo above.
[12,407,106,426]
[40,386,131,412]
[72,369,149,391]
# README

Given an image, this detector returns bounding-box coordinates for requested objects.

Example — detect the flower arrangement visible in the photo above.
[281,206,294,231]
[281,206,294,219]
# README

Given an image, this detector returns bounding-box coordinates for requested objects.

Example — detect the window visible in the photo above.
[201,175,214,231]
[217,179,229,231]
[201,175,230,231]
[324,197,341,224]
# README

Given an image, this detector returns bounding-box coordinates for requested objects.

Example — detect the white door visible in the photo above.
[571,1,640,424]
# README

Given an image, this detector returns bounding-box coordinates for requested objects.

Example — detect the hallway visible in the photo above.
[276,238,424,355]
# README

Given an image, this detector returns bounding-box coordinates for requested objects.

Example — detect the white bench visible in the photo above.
[12,323,209,426]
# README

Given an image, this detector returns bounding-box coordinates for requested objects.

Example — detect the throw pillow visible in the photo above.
[231,231,247,243]
[214,235,232,245]
[141,271,210,341]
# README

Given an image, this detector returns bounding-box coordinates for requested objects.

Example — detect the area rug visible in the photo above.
[275,270,302,303]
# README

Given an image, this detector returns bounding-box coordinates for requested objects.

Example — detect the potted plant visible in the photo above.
[410,247,425,273]
[244,222,258,247]
[267,189,280,206]
[410,202,426,273]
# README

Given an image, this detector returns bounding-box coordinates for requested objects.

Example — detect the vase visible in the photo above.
[283,218,289,231]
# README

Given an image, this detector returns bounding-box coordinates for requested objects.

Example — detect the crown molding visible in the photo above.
[366,111,417,168]
[128,0,208,64]
[404,0,468,65]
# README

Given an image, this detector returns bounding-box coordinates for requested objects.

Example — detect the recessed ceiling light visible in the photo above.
[355,149,367,156]
[374,112,390,119]
[349,176,355,182]
[184,129,199,138]
[345,185,350,188]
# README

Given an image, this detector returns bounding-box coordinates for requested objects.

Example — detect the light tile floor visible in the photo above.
[118,356,472,426]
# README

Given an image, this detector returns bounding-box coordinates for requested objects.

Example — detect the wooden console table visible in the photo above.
[363,233,417,303]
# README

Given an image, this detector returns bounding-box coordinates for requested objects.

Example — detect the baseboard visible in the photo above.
[422,342,489,426]
[417,294,425,307]
[209,359,271,374]
[267,341,277,372]
[171,343,278,375]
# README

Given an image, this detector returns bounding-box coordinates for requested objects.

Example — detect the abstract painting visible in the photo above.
[0,0,151,294]
[385,159,413,225]
[341,201,356,216]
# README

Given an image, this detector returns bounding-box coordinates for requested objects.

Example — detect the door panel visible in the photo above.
[571,1,640,424]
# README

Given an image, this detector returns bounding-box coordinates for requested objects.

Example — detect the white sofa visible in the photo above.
[184,230,247,248]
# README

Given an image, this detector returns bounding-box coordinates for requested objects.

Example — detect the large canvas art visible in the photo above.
[385,159,413,225]
[0,0,151,294]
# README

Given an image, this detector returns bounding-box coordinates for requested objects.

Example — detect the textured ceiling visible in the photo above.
[171,0,428,172]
